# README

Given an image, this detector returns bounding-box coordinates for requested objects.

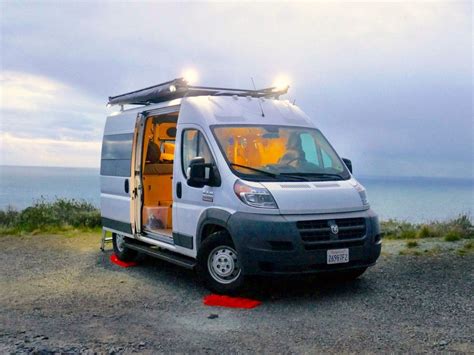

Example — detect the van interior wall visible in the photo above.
[141,114,177,231]
[213,127,287,166]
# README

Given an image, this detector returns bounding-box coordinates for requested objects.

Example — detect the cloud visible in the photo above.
[0,1,472,177]
[0,71,104,166]
[0,70,104,139]
[0,71,65,111]
[0,132,101,168]
[0,70,102,114]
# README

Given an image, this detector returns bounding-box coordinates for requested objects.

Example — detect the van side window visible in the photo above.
[182,129,215,174]
[100,133,133,176]
[301,131,342,170]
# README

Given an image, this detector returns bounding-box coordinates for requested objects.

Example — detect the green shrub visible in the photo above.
[463,241,474,249]
[406,241,418,248]
[381,219,416,239]
[444,231,461,242]
[417,225,438,239]
[399,229,417,239]
[0,198,101,234]
[382,214,472,241]
[0,206,20,227]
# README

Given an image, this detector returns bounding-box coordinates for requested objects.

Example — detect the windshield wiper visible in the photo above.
[230,163,309,181]
[282,172,344,180]
[230,163,279,178]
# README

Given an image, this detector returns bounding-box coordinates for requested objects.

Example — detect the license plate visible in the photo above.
[327,248,349,264]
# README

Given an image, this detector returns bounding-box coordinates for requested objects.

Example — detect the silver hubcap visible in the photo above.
[115,234,126,253]
[208,246,241,284]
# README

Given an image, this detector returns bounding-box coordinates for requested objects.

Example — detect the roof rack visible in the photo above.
[108,78,289,106]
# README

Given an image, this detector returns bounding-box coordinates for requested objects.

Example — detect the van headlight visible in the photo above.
[233,180,278,209]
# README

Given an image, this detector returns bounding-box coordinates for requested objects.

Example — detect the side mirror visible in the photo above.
[342,158,352,173]
[187,157,216,188]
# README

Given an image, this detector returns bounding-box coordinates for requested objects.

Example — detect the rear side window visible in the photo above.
[100,133,133,176]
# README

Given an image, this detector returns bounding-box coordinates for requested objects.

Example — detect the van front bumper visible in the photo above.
[227,209,381,276]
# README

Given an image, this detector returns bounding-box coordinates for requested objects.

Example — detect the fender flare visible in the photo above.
[195,208,232,250]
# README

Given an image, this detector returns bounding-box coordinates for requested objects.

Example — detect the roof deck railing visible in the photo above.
[108,78,289,106]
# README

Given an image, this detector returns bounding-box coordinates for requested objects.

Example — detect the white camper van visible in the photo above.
[101,78,381,293]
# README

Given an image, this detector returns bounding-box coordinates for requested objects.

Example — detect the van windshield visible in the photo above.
[211,125,350,181]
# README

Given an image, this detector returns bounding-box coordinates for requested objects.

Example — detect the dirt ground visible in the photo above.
[0,232,473,354]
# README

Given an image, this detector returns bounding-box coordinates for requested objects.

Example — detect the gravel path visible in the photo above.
[0,232,473,354]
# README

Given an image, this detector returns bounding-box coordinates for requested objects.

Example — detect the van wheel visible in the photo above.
[112,233,137,261]
[197,231,245,294]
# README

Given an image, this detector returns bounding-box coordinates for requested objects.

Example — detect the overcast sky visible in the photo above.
[0,1,472,178]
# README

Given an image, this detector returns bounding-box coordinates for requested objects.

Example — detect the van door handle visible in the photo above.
[124,179,129,194]
[176,182,182,199]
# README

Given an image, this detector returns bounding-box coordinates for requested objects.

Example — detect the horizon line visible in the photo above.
[1,164,472,181]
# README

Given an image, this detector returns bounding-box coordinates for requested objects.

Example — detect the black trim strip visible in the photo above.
[143,230,174,245]
[124,240,196,269]
[173,232,194,249]
[102,217,133,235]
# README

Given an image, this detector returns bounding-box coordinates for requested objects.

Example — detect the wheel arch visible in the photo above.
[196,208,232,250]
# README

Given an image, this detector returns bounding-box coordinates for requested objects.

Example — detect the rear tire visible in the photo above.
[112,233,138,262]
[197,231,245,294]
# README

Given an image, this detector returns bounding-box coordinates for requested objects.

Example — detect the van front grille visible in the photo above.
[297,217,366,250]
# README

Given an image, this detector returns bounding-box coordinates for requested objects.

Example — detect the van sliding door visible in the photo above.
[100,111,138,236]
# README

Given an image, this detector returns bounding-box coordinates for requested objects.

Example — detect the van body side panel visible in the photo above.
[101,176,133,231]
[100,112,138,235]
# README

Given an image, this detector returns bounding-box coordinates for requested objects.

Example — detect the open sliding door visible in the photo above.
[133,113,147,235]
[100,111,139,237]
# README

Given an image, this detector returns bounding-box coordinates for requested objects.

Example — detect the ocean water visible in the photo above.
[0,165,472,222]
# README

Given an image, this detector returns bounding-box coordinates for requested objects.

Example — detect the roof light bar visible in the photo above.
[107,78,288,106]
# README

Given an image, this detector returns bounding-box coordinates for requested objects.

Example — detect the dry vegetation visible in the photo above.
[381,214,473,241]
[0,198,101,235]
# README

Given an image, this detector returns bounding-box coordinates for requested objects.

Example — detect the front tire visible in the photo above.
[112,233,138,262]
[197,231,245,294]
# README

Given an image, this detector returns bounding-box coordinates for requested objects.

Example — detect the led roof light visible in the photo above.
[182,68,199,85]
[273,74,291,91]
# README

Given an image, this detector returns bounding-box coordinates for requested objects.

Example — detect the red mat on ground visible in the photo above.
[203,294,262,309]
[110,254,137,268]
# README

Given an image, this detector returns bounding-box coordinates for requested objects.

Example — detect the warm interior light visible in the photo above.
[273,75,291,91]
[182,68,199,85]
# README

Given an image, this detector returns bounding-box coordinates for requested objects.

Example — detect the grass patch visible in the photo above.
[406,241,418,248]
[399,248,422,256]
[463,241,474,250]
[0,198,101,235]
[444,231,461,242]
[457,242,474,256]
[382,214,472,241]
[400,229,417,239]
[424,246,443,256]
[417,225,439,239]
